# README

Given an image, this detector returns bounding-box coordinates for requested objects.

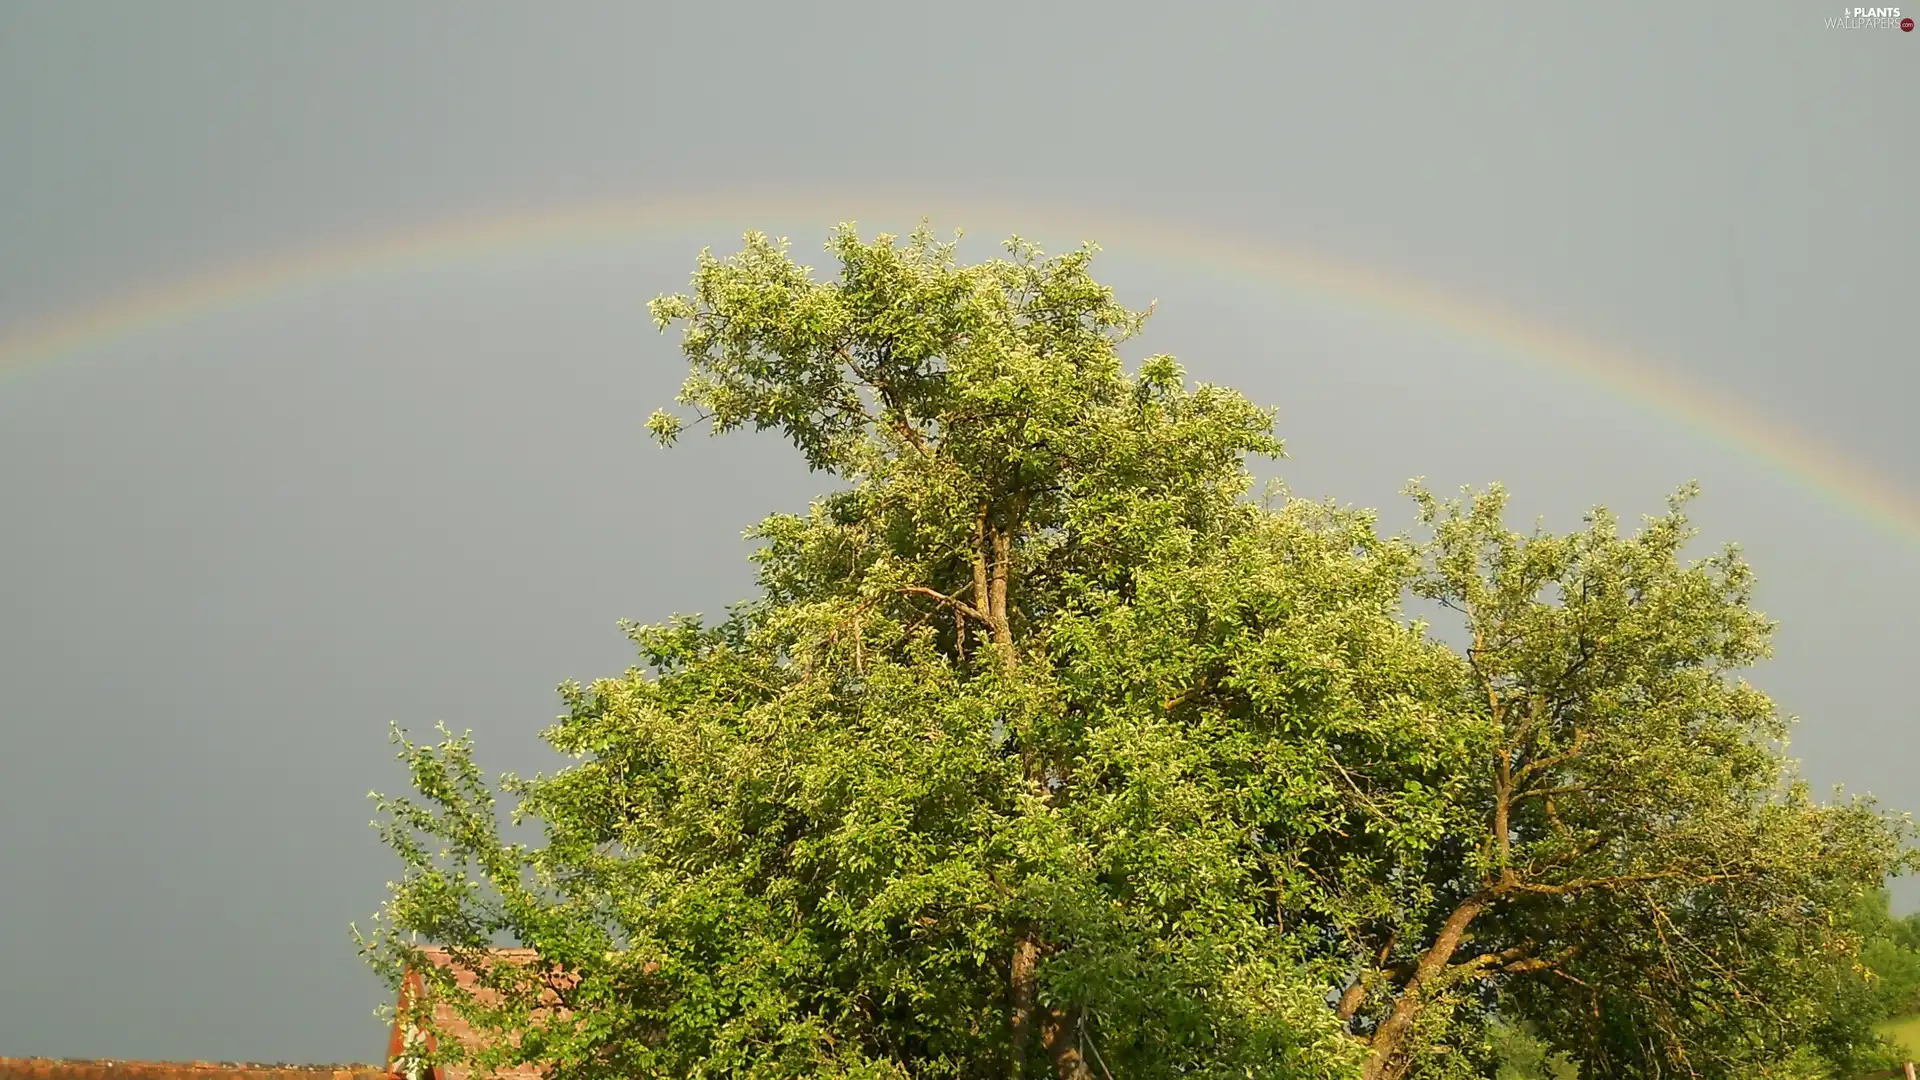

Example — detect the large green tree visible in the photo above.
[359,225,1909,1080]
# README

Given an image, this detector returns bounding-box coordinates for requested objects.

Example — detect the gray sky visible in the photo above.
[1,1,1914,1064]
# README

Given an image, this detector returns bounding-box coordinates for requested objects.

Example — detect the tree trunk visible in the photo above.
[1492,749,1513,884]
[1010,933,1041,1078]
[990,525,1013,653]
[974,507,1017,667]
[973,509,992,645]
[1362,896,1487,1080]
[1043,1006,1095,1080]
[987,495,1040,1076]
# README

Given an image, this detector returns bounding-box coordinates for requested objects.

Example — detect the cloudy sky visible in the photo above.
[0,1,1914,1064]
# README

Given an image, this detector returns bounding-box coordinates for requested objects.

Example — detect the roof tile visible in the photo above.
[390,949,566,1080]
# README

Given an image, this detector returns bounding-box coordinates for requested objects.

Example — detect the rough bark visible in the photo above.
[973,508,992,642]
[990,525,1013,652]
[1042,1006,1095,1080]
[1010,933,1041,1078]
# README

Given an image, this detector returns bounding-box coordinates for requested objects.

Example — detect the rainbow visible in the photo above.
[3,191,1915,547]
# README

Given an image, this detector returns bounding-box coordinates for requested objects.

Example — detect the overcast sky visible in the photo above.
[1,1,1915,1064]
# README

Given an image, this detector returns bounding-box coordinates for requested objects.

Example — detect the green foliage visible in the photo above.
[1860,891,1920,1019]
[357,225,1912,1080]
[1797,890,1920,1073]
[1486,1019,1578,1080]
[1320,484,1917,1079]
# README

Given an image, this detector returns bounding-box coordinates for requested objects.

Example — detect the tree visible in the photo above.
[1787,890,1920,1075]
[1859,890,1920,1024]
[1306,484,1913,1079]
[358,225,1910,1080]
[1485,1019,1578,1080]
[1037,464,1911,1080]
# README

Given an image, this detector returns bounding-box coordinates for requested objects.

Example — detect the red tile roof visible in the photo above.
[387,949,567,1080]
[0,1061,389,1080]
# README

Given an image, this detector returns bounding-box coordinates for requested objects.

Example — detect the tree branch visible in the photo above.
[1495,870,1756,898]
[1361,893,1489,1080]
[1513,727,1589,785]
[898,585,988,624]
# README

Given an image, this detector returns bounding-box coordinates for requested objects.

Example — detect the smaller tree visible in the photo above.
[1861,891,1920,1022]
[1314,484,1914,1079]
[1798,890,1920,1074]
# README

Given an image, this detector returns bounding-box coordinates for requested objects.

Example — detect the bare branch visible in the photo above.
[898,585,988,624]
[1514,727,1589,785]
[1495,870,1756,898]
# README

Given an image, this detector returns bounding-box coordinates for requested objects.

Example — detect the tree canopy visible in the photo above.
[359,225,1914,1080]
